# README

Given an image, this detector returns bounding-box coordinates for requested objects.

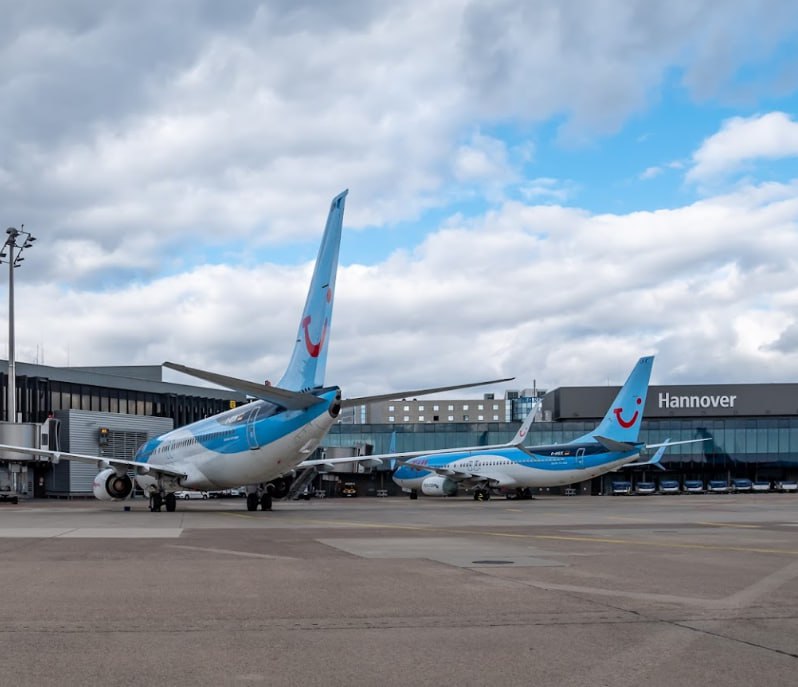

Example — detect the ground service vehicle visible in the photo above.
[684,480,704,494]
[659,480,680,494]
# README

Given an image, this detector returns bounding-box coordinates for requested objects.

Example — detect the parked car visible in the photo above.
[635,482,657,495]
[707,480,729,493]
[751,480,772,493]
[774,480,798,493]
[683,480,704,494]
[208,488,244,498]
[175,490,208,500]
[730,478,752,493]
[611,481,632,495]
[341,482,358,497]
[659,479,681,495]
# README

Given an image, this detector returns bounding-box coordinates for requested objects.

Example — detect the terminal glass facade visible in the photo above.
[327,416,798,479]
[2,374,237,427]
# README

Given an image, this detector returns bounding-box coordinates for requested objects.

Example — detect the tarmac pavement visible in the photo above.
[0,493,797,686]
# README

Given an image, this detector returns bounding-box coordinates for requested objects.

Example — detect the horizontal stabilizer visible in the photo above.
[341,377,514,408]
[163,362,325,410]
[594,435,637,452]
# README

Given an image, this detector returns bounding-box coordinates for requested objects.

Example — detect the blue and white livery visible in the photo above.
[386,356,701,500]
[0,191,510,512]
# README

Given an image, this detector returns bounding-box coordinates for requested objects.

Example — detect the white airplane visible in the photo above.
[0,190,510,512]
[381,356,705,500]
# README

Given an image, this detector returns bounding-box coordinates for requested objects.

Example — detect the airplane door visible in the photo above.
[246,407,260,450]
[576,448,585,468]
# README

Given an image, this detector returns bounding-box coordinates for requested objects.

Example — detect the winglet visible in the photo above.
[623,438,670,470]
[647,439,670,469]
[509,400,541,446]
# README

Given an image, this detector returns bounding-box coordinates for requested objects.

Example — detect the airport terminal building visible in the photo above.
[0,360,797,497]
[328,382,798,494]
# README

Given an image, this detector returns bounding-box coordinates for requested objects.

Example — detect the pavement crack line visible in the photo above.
[471,560,798,661]
[668,620,798,660]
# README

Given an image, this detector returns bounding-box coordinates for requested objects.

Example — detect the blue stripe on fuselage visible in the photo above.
[134,388,338,464]
[393,442,638,480]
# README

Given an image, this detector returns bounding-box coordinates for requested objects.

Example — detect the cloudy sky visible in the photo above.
[3,0,798,398]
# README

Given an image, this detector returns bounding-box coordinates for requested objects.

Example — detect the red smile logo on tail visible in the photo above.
[301,288,332,358]
[302,316,328,358]
[613,397,642,428]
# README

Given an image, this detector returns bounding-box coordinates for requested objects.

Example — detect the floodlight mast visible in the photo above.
[2,227,37,422]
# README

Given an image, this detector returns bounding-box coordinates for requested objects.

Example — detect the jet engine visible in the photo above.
[92,468,134,501]
[420,475,458,497]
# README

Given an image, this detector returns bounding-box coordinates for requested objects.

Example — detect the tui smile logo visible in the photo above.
[302,288,332,358]
[613,397,641,428]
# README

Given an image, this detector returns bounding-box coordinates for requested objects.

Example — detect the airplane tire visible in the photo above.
[246,493,258,511]
[409,490,418,500]
[165,493,177,512]
[150,493,163,512]
[260,493,272,511]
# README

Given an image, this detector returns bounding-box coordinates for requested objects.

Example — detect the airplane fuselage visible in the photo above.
[392,442,640,491]
[132,388,340,492]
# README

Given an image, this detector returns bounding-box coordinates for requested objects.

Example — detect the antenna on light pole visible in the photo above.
[2,226,37,423]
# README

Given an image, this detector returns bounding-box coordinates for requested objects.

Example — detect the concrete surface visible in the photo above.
[0,493,797,686]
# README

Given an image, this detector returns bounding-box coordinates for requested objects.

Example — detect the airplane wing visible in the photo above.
[298,455,383,471]
[163,362,324,410]
[297,453,478,481]
[339,377,515,408]
[595,435,709,453]
[621,437,709,470]
[623,439,670,470]
[319,401,541,466]
[594,435,638,452]
[645,438,710,449]
[0,443,186,479]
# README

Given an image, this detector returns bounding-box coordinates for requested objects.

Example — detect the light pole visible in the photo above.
[1,227,36,423]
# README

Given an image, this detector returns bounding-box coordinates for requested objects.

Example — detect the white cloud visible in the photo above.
[453,134,513,183]
[11,180,798,398]
[2,1,797,285]
[687,112,798,183]
[640,166,662,180]
[1,1,798,399]
[519,178,574,203]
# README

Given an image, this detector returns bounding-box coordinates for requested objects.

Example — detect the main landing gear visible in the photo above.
[246,492,272,511]
[473,488,491,501]
[505,488,534,500]
[149,492,177,512]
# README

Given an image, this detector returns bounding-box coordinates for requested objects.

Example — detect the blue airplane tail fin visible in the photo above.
[572,356,654,445]
[278,190,347,391]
